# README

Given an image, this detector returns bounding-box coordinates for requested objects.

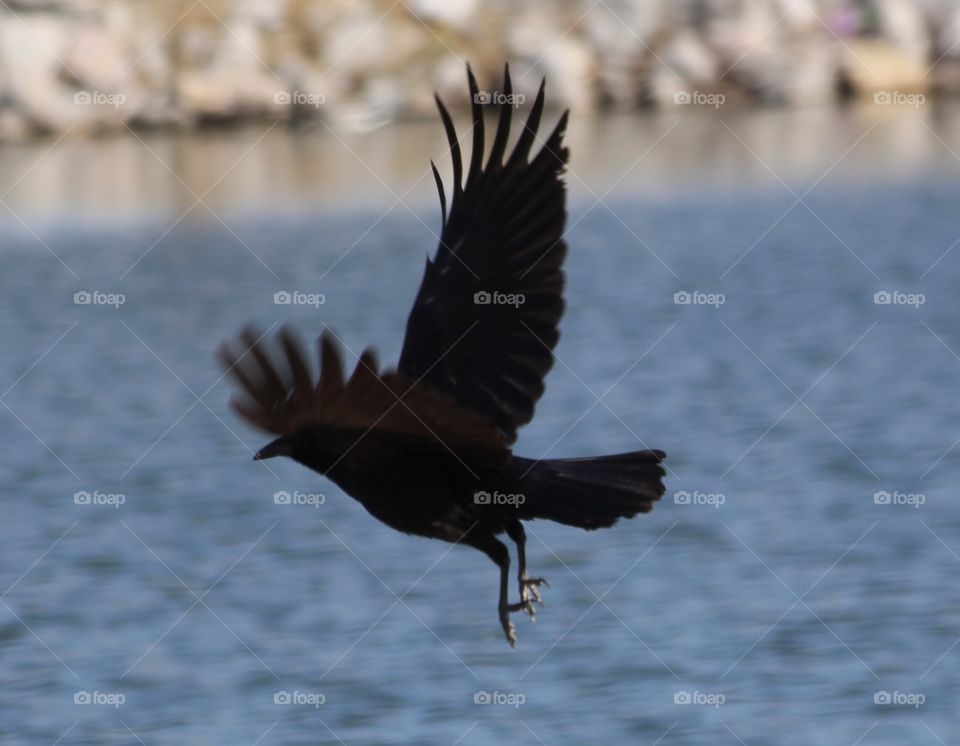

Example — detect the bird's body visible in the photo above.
[325,442,497,543]
[219,64,666,645]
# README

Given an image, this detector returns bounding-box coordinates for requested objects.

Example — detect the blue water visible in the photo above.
[2,176,960,745]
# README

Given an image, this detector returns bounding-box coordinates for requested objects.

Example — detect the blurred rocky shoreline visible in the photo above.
[1,0,958,142]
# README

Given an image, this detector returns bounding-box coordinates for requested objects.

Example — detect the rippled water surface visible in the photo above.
[2,109,960,744]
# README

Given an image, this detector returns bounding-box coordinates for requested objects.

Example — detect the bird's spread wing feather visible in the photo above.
[398,64,570,444]
[218,326,509,462]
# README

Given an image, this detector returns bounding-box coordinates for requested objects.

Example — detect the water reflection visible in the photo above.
[3,101,960,223]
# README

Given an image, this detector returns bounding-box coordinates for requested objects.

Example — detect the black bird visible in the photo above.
[218,65,666,646]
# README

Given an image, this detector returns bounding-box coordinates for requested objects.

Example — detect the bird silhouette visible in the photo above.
[218,64,666,646]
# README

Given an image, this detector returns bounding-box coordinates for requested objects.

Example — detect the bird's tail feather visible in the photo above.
[511,450,666,529]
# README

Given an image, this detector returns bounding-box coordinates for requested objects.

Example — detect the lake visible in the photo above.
[1,102,959,744]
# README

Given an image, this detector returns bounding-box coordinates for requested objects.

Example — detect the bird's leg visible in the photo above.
[506,522,548,617]
[471,535,518,646]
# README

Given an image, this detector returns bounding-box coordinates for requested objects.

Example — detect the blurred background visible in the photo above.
[3,1,960,744]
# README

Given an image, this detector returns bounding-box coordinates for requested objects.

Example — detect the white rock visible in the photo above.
[62,23,129,91]
[938,6,960,59]
[787,39,840,105]
[876,0,930,64]
[522,37,597,112]
[407,0,478,28]
[177,19,284,118]
[0,14,121,133]
[842,39,929,94]
[582,0,663,106]
[663,29,719,85]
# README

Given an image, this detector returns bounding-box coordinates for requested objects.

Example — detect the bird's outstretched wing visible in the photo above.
[218,326,508,463]
[398,64,570,444]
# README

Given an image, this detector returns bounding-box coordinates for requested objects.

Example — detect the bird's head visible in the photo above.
[252,430,341,475]
[219,326,350,475]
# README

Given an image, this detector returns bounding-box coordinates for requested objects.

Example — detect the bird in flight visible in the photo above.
[218,64,666,646]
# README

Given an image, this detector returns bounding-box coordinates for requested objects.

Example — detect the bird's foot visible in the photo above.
[508,598,539,621]
[499,576,550,644]
[499,605,518,647]
[519,576,549,608]
[508,576,548,621]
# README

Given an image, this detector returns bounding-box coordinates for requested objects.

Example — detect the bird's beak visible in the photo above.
[253,437,293,461]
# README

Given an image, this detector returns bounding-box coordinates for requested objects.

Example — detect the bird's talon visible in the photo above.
[499,605,519,646]
[519,576,548,606]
